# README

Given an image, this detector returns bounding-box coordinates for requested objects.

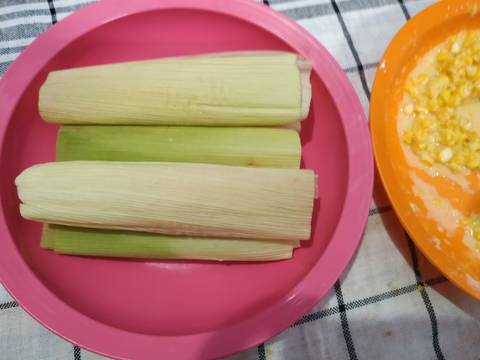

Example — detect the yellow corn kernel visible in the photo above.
[406,84,418,98]
[451,94,461,106]
[466,65,477,77]
[472,67,480,81]
[403,129,413,144]
[467,156,480,169]
[469,139,480,151]
[427,100,439,112]
[437,49,449,62]
[473,229,480,241]
[440,89,451,103]
[420,153,434,165]
[449,162,463,173]
[459,83,473,98]
[414,73,429,86]
[464,31,476,47]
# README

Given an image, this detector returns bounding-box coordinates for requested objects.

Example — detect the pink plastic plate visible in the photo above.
[0,0,373,359]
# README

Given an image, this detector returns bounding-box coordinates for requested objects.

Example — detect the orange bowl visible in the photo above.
[371,0,480,300]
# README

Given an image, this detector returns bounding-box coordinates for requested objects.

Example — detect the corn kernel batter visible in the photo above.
[400,30,480,250]
[402,30,480,172]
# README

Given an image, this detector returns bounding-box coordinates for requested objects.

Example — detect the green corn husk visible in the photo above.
[42,225,298,262]
[17,161,316,241]
[56,125,301,168]
[39,51,312,126]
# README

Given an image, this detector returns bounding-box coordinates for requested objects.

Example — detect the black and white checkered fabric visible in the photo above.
[1,1,479,359]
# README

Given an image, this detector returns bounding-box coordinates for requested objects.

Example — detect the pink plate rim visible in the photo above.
[0,0,373,359]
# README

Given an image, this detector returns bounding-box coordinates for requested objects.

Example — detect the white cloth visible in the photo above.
[0,0,479,359]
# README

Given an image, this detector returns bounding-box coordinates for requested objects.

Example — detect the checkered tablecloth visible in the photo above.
[1,0,479,359]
